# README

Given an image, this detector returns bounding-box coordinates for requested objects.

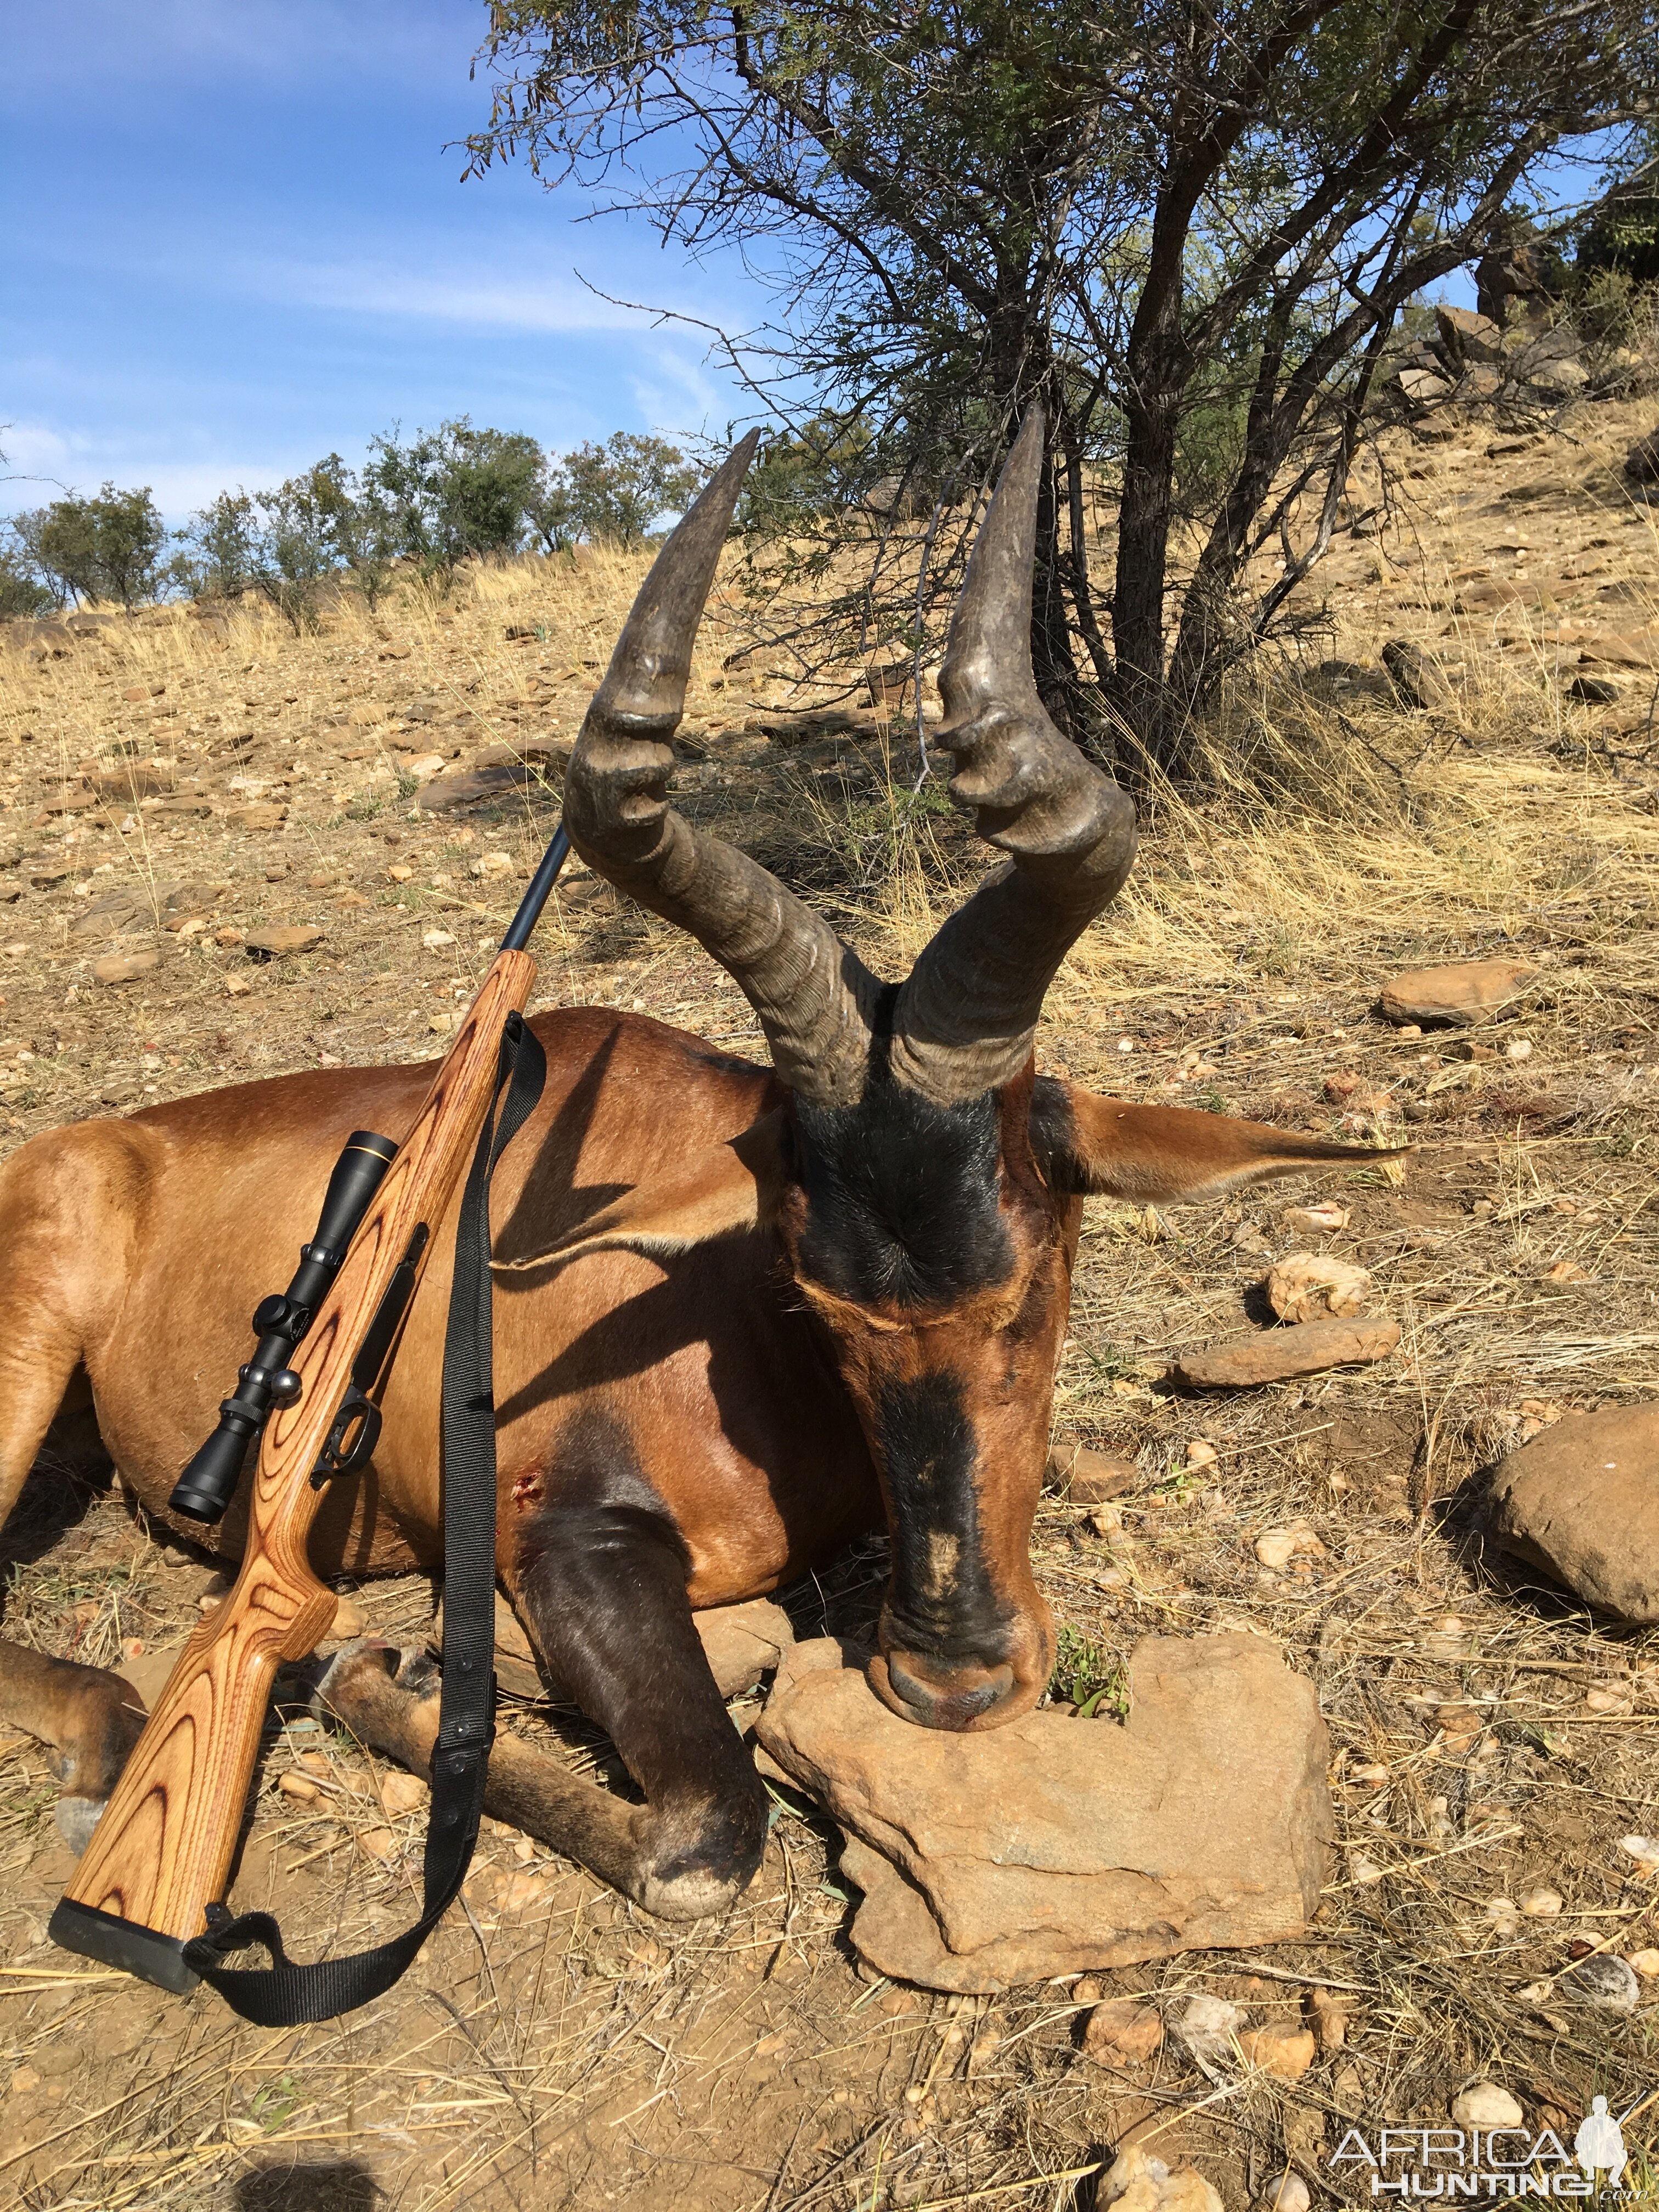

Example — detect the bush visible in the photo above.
[364,418,544,590]
[22,484,165,610]
[0,521,59,616]
[556,432,702,546]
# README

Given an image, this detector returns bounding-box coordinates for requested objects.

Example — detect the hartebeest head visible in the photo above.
[517,416,1387,1731]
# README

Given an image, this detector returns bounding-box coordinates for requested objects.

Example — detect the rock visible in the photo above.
[1306,1988,1346,2051]
[71,887,148,941]
[380,1771,429,1817]
[1397,366,1452,404]
[92,949,161,986]
[244,924,324,959]
[1258,2174,1311,2212]
[1177,1994,1248,2064]
[92,764,175,800]
[1567,675,1621,704]
[1265,1253,1372,1323]
[422,929,456,951]
[1627,1948,1659,1978]
[331,1595,367,1639]
[1519,1887,1562,1917]
[277,1771,322,1804]
[1559,1954,1639,2014]
[695,1596,795,1698]
[1099,2143,1223,2212]
[415,764,534,813]
[755,1633,1331,1993]
[1081,1999,1164,2067]
[1170,1318,1401,1389]
[1379,960,1538,1028]
[356,1826,397,1861]
[1527,356,1588,396]
[1436,304,1504,364]
[1487,1404,1659,1621]
[1626,428,1659,487]
[1620,1835,1659,1872]
[1049,1439,1139,1502]
[1237,2024,1316,2079]
[115,1644,184,1708]
[1382,639,1451,708]
[1280,1202,1348,1237]
[1541,1259,1589,1284]
[1452,2083,1524,2129]
[1254,1526,1323,1569]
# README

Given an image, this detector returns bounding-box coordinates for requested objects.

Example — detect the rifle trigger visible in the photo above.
[309,1387,383,1488]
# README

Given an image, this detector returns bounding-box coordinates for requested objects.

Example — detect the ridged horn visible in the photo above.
[889,409,1137,1106]
[563,432,881,1109]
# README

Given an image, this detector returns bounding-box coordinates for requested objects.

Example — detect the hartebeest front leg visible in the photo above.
[315,1500,766,1921]
[510,1493,769,1918]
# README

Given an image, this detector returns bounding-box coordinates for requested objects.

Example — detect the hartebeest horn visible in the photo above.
[564,434,882,1109]
[889,411,1138,1106]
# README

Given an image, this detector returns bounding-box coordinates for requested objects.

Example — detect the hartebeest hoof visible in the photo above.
[312,1637,760,1922]
[0,1645,148,1854]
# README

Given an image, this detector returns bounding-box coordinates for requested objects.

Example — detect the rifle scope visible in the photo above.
[168,1130,399,1523]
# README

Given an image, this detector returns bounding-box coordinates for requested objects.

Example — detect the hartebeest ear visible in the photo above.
[492,1110,788,1276]
[1029,1076,1406,1204]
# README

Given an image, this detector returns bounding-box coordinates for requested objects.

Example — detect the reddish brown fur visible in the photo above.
[0,1006,1390,1897]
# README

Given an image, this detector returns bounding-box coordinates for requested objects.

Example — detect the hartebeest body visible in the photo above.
[0,419,1389,1920]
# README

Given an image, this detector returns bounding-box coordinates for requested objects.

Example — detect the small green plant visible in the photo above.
[1075,1341,1141,1383]
[1049,1624,1131,1718]
[249,2075,305,2131]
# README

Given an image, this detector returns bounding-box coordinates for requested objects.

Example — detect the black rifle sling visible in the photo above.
[183,1012,547,2025]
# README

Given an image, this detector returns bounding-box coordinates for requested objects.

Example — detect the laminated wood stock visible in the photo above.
[54,950,537,1983]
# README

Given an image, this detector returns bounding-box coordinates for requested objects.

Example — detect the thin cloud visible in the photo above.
[253,253,652,335]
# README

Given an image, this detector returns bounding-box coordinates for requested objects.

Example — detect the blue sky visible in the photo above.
[0,1,758,523]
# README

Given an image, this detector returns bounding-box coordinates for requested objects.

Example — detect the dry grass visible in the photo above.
[1,390,1658,2209]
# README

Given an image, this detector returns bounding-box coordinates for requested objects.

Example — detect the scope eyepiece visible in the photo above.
[168,1130,398,1525]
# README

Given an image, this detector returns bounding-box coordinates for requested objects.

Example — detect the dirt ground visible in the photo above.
[1,383,1657,2211]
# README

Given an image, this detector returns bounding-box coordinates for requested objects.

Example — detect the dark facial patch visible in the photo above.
[792,1078,1011,1306]
[874,1369,1009,1660]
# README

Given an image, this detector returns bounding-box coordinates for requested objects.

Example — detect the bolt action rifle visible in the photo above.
[46,430,758,2025]
[46,825,568,2024]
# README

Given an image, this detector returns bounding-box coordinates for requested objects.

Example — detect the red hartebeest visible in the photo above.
[0,417,1394,1918]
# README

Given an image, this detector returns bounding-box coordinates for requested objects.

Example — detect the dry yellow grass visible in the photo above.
[0,388,1656,2209]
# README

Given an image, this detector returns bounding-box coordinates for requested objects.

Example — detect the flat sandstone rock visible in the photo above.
[1170,1318,1400,1389]
[1488,1404,1659,1621]
[245,924,324,958]
[756,1634,1331,1991]
[1379,960,1537,1028]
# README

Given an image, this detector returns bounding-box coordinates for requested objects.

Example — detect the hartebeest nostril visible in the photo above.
[882,1654,1017,1731]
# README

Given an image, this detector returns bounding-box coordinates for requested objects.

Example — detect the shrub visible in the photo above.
[364,418,544,591]
[24,484,165,610]
[558,432,701,546]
